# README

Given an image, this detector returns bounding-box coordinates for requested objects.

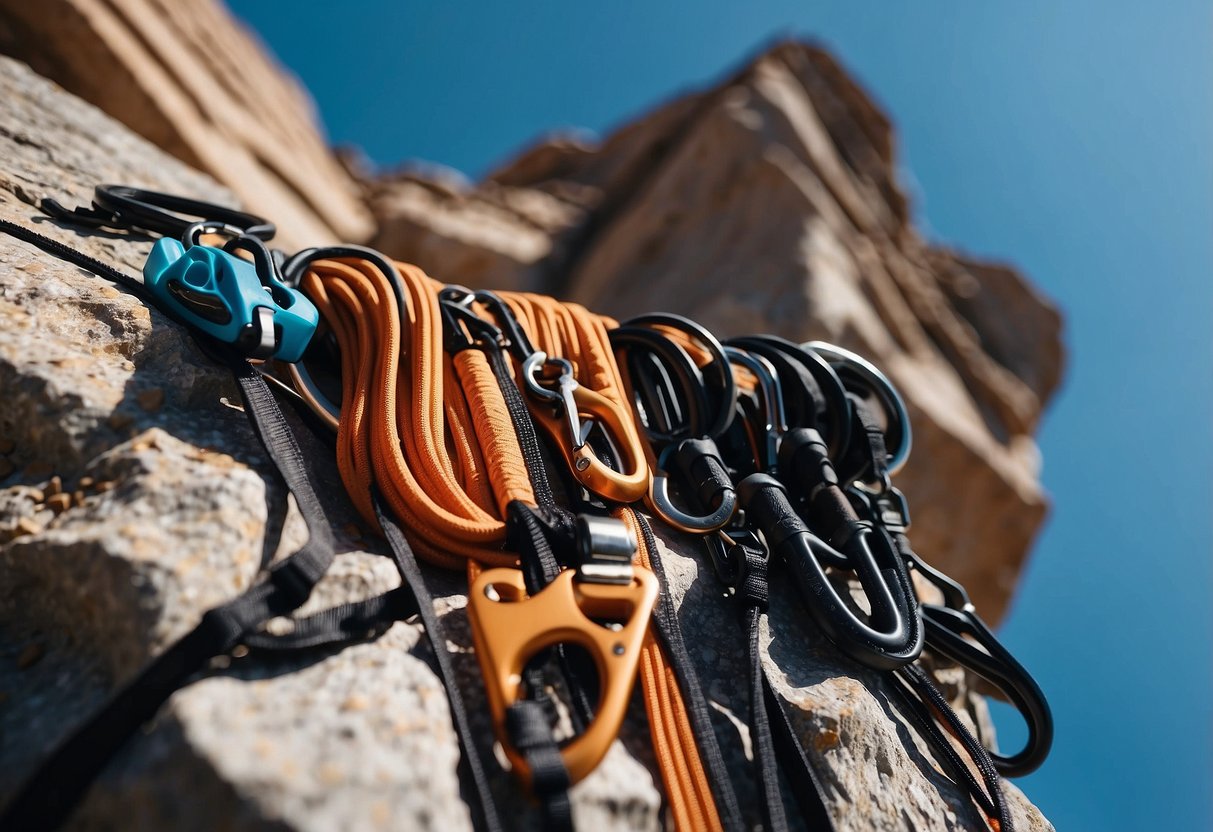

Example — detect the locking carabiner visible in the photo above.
[522,352,649,504]
[727,335,851,460]
[649,438,738,534]
[611,320,738,532]
[738,473,922,670]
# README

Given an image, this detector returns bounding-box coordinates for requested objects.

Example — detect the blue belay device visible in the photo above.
[143,238,317,362]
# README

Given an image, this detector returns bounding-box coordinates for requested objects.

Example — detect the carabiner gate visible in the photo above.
[522,352,649,504]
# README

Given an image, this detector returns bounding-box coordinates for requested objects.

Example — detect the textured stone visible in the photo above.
[0,0,373,248]
[369,42,1065,622]
[0,49,1053,832]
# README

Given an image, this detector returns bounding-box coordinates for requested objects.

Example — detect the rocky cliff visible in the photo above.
[0,0,372,248]
[0,3,1060,829]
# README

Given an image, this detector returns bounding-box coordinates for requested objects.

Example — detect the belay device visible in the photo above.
[144,237,317,362]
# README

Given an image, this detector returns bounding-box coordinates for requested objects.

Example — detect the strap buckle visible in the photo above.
[573,514,636,585]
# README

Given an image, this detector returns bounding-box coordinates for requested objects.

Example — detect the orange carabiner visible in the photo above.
[522,352,650,503]
[467,564,659,786]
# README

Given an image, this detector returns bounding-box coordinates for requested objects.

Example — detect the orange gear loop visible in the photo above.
[294,257,721,831]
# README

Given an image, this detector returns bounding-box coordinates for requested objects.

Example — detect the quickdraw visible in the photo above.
[0,185,1051,832]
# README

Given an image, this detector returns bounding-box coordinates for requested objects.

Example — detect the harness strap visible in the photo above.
[375,495,506,832]
[0,239,336,828]
[636,517,746,832]
[506,700,575,831]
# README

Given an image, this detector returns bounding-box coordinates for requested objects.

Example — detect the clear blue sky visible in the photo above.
[230,3,1212,828]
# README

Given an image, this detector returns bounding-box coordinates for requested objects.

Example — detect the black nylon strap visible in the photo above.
[506,700,574,832]
[242,587,419,652]
[897,664,1013,832]
[761,675,837,831]
[0,361,336,830]
[745,607,789,832]
[373,496,504,832]
[0,217,159,306]
[506,500,563,594]
[636,515,746,832]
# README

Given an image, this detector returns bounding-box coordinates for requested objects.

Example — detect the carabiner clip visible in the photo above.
[522,352,585,452]
[738,473,922,670]
[466,564,659,786]
[725,347,786,473]
[804,341,911,476]
[647,438,737,534]
[848,484,1053,776]
[523,352,649,504]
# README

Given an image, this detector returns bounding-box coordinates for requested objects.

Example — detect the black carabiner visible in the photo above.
[805,341,911,478]
[738,473,922,670]
[851,485,1054,776]
[625,313,737,440]
[727,335,851,460]
[43,184,275,241]
[610,317,740,533]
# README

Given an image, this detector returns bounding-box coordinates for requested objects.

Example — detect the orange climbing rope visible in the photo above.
[300,255,723,832]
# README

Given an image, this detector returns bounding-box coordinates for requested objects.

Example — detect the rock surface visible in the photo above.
[0,34,1056,832]
[369,43,1064,622]
[0,0,373,248]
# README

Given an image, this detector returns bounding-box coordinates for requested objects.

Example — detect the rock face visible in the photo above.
[369,43,1064,622]
[0,27,1058,832]
[0,0,373,248]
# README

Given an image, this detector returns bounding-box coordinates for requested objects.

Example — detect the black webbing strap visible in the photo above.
[506,700,575,832]
[373,496,505,832]
[736,545,790,832]
[897,664,1013,832]
[761,675,837,831]
[0,217,162,309]
[242,586,418,653]
[0,356,337,830]
[507,500,564,594]
[636,516,746,832]
[734,526,835,832]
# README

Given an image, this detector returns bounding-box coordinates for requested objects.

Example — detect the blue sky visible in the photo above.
[230,3,1213,828]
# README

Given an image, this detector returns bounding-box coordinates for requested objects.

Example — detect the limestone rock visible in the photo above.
[368,42,1065,621]
[0,50,1053,832]
[0,0,373,248]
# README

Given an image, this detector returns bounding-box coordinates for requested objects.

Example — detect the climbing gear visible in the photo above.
[611,314,738,533]
[145,236,317,362]
[0,185,1053,832]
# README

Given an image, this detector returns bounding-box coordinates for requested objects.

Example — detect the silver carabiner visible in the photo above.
[522,351,585,450]
[647,441,737,534]
[724,346,786,472]
[804,341,911,475]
